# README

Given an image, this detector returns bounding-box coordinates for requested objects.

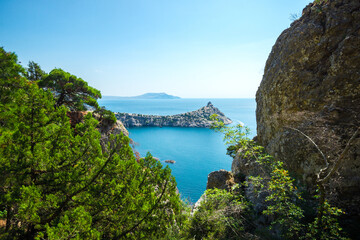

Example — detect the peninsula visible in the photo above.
[115,102,232,128]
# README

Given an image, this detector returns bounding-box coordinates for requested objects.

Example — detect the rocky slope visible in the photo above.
[256,0,360,216]
[115,102,232,128]
[67,111,129,149]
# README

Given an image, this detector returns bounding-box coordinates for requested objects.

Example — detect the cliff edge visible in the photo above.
[256,0,360,216]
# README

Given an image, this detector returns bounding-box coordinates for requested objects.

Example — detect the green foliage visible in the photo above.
[304,200,349,240]
[0,47,25,80]
[39,68,101,111]
[210,114,251,157]
[0,47,26,106]
[262,161,304,239]
[210,114,250,146]
[43,206,101,240]
[209,116,348,239]
[95,106,117,125]
[234,140,305,238]
[0,48,185,239]
[189,188,250,240]
[26,61,46,82]
[159,201,192,240]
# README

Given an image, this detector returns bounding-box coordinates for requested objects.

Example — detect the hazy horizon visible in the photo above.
[1,0,312,98]
[102,93,255,99]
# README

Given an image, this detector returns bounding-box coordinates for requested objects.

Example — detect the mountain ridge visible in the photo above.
[109,92,181,99]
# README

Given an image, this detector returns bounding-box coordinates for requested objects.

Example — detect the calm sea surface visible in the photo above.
[98,97,256,203]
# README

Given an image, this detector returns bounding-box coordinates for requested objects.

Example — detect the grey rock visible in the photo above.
[164,160,176,164]
[256,0,360,216]
[206,169,235,191]
[115,101,232,128]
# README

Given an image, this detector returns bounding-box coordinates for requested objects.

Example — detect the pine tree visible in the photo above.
[39,68,101,111]
[26,61,46,82]
[0,48,184,239]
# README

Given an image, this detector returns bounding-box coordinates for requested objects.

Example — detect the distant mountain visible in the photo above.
[120,93,181,99]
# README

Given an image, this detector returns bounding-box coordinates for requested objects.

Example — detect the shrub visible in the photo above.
[189,188,251,240]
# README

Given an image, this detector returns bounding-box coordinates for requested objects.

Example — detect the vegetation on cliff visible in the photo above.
[0,47,185,239]
[185,116,351,239]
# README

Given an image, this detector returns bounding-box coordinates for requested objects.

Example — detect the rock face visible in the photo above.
[94,115,128,153]
[231,146,265,179]
[206,170,235,191]
[67,111,128,149]
[256,0,360,215]
[115,102,232,128]
[98,118,128,141]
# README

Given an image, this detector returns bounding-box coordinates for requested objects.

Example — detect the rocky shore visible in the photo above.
[115,102,232,128]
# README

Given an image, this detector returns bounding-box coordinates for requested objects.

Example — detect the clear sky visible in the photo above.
[0,0,312,98]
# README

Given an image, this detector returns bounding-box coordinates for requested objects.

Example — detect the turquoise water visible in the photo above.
[98,98,256,202]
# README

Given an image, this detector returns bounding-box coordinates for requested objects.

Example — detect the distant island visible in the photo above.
[114,92,181,99]
[115,102,232,128]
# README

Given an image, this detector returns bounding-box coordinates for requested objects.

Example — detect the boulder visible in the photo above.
[165,160,176,164]
[206,169,235,191]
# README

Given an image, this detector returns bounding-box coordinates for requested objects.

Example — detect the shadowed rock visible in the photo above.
[206,170,235,191]
[256,0,360,216]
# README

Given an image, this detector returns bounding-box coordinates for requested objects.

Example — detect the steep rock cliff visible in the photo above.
[256,0,360,215]
[115,102,232,128]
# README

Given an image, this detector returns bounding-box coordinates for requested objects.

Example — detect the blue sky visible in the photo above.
[0,0,312,98]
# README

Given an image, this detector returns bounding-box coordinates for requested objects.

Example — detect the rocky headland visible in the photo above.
[115,102,232,128]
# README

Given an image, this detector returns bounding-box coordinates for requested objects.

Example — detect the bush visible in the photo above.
[188,188,251,240]
[207,115,349,239]
[95,106,117,125]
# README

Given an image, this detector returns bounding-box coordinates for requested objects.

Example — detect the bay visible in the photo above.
[98,97,256,202]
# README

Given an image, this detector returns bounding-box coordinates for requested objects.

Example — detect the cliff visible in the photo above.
[115,102,232,128]
[203,1,360,237]
[255,0,360,216]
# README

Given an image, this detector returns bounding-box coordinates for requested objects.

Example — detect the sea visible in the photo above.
[98,97,257,203]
